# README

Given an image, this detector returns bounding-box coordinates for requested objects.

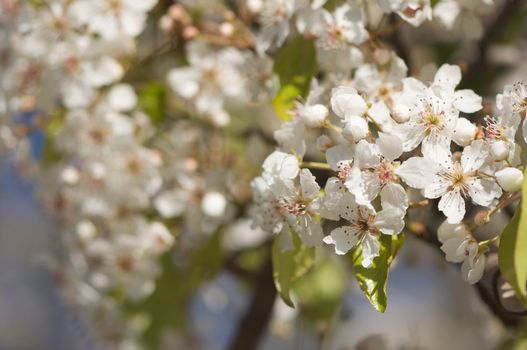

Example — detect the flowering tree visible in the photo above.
[1,0,527,348]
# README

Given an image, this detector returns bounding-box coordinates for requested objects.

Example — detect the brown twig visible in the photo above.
[227,259,276,350]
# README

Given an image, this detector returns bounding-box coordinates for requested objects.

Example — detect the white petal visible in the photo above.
[392,122,425,152]
[368,101,395,132]
[438,189,465,224]
[263,151,299,180]
[461,140,488,173]
[325,143,353,171]
[361,234,380,267]
[374,208,405,235]
[338,193,362,222]
[402,77,427,95]
[396,157,440,189]
[377,132,403,161]
[422,132,451,161]
[354,140,380,167]
[336,89,368,118]
[468,178,502,207]
[453,89,483,113]
[323,226,359,255]
[300,169,320,199]
[380,182,408,212]
[434,64,461,91]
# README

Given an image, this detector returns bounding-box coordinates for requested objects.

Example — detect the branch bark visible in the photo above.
[227,259,276,350]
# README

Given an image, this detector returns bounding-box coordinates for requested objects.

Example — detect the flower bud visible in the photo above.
[201,191,227,217]
[159,15,174,33]
[452,117,476,147]
[316,135,333,152]
[474,210,490,226]
[219,22,235,37]
[495,167,523,192]
[299,104,328,128]
[490,140,510,161]
[391,104,410,123]
[342,116,368,143]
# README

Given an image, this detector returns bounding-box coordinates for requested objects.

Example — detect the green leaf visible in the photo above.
[272,36,317,121]
[41,137,64,169]
[499,194,527,305]
[294,254,346,323]
[352,234,405,313]
[272,233,316,307]
[138,82,167,124]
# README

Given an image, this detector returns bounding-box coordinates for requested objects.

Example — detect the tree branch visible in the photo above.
[227,259,276,350]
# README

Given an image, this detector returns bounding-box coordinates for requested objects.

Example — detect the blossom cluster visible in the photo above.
[252,62,526,284]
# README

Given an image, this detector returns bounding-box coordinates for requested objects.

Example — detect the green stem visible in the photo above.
[300,161,332,171]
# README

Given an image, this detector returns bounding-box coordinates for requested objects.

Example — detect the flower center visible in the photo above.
[373,160,396,185]
[352,209,379,236]
[280,200,308,216]
[511,81,527,116]
[420,108,445,135]
[337,161,352,183]
[441,162,472,197]
[483,115,506,141]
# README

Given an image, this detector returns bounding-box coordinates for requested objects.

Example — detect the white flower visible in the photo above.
[502,81,527,143]
[251,168,323,250]
[252,0,297,53]
[167,43,247,125]
[318,3,368,48]
[392,65,481,158]
[68,0,157,40]
[323,192,404,266]
[482,108,520,164]
[344,133,408,214]
[399,140,502,223]
[295,1,327,37]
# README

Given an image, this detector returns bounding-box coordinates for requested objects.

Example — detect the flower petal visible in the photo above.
[438,189,465,224]
[323,225,359,255]
[453,89,483,113]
